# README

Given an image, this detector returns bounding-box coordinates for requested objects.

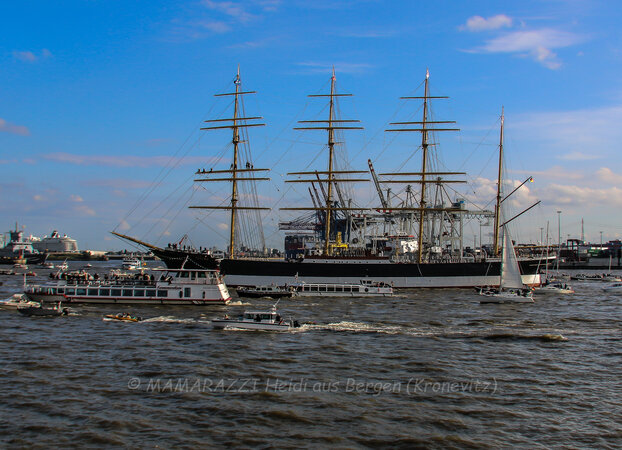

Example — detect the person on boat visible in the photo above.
[255,314,261,322]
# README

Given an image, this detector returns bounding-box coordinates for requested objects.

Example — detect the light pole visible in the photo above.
[600,231,603,249]
[540,227,544,245]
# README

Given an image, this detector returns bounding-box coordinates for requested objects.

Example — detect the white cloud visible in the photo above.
[540,184,622,207]
[13,49,52,63]
[197,20,231,33]
[475,28,584,69]
[217,222,228,230]
[511,105,622,156]
[70,194,84,202]
[74,205,96,216]
[596,167,622,184]
[203,1,254,23]
[297,61,374,74]
[118,220,131,231]
[462,14,513,32]
[0,118,30,136]
[33,194,43,201]
[558,151,600,161]
[524,166,584,181]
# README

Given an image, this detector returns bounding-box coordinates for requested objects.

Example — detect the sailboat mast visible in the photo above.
[493,107,504,256]
[229,68,242,258]
[324,69,337,255]
[417,70,430,263]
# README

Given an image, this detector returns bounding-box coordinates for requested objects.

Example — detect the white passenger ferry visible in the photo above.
[291,279,393,297]
[25,268,231,305]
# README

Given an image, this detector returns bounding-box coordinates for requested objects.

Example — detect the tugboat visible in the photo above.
[212,302,300,331]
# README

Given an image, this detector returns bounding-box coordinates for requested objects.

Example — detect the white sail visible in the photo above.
[500,226,525,290]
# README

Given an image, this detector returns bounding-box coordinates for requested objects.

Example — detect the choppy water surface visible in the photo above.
[0,262,620,448]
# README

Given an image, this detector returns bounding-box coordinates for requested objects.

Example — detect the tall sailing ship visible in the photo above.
[116,68,545,288]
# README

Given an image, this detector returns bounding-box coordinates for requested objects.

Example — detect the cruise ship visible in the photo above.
[31,230,79,253]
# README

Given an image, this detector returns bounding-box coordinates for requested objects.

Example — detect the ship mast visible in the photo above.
[190,67,270,259]
[384,69,461,263]
[283,68,367,256]
[493,107,504,256]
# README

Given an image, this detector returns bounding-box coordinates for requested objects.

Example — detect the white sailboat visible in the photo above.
[480,225,534,303]
[535,224,574,294]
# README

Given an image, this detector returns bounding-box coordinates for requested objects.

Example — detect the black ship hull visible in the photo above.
[155,248,543,288]
[218,257,543,288]
[152,248,219,270]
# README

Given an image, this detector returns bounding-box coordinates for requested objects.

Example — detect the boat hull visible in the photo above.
[219,258,542,288]
[26,293,230,305]
[211,319,293,331]
[0,253,48,265]
[152,248,218,270]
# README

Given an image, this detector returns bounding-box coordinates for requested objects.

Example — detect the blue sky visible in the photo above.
[2,0,622,251]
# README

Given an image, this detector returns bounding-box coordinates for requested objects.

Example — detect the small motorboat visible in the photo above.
[0,294,39,309]
[17,302,68,317]
[535,280,575,294]
[103,313,143,322]
[212,302,300,331]
[570,273,604,281]
[603,282,622,293]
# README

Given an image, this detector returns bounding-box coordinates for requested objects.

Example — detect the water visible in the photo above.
[1,262,620,448]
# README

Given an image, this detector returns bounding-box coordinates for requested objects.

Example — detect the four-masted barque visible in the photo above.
[115,68,544,288]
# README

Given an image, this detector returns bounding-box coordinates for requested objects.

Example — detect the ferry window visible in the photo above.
[184,288,191,297]
[88,289,98,296]
[180,272,189,278]
[134,290,145,297]
[66,289,75,295]
[111,289,122,296]
[58,288,64,294]
[190,272,195,280]
[123,289,133,297]
[157,290,167,297]
[337,286,343,292]
[198,272,206,278]
[100,289,110,296]
[146,289,156,297]
[77,289,86,295]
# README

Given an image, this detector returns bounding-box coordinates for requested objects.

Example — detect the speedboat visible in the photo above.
[17,302,68,317]
[603,282,622,293]
[0,294,39,309]
[535,280,575,294]
[236,285,294,299]
[103,313,142,322]
[212,303,300,331]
